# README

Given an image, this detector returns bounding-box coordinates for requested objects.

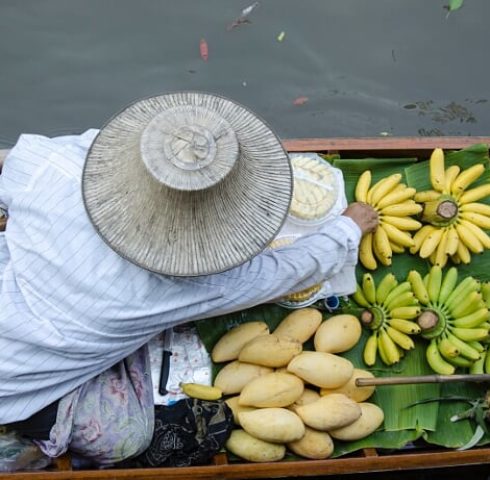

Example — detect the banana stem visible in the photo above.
[418,310,439,331]
[421,199,458,224]
[361,307,385,330]
[361,309,374,326]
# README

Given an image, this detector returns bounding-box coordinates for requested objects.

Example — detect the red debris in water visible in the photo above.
[200,39,209,61]
[293,96,309,106]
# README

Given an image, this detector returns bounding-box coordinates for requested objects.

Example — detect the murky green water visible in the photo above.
[0,0,488,147]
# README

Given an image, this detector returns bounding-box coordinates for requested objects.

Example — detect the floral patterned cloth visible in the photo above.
[36,345,155,466]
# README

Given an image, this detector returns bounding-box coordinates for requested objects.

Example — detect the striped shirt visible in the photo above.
[0,131,361,423]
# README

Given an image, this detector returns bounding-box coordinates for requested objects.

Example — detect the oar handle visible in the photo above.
[356,374,490,387]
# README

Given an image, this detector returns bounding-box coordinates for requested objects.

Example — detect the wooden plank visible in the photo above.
[282,136,490,155]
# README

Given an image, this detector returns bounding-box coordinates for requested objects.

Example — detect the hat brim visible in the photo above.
[82,92,292,276]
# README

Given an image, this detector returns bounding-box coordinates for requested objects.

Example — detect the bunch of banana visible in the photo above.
[470,282,490,374]
[408,266,490,375]
[412,148,490,267]
[353,272,422,366]
[355,171,422,270]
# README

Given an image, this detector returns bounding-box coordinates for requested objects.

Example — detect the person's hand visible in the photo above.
[342,202,379,235]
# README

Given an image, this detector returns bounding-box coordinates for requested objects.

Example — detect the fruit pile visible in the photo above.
[355,172,422,269]
[353,273,421,366]
[184,310,384,462]
[412,148,490,266]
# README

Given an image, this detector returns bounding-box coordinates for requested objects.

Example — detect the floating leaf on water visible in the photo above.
[445,0,464,18]
[277,31,286,42]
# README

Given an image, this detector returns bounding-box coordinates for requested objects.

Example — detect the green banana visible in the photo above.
[353,284,371,307]
[385,292,418,311]
[426,340,455,375]
[470,354,485,374]
[407,270,430,305]
[389,318,421,334]
[481,282,490,305]
[467,341,485,353]
[450,327,489,342]
[362,274,377,305]
[446,332,481,361]
[363,332,378,366]
[485,349,490,374]
[383,282,412,308]
[390,306,421,320]
[449,291,484,319]
[427,265,442,305]
[450,308,489,328]
[446,355,474,369]
[437,337,459,359]
[386,326,415,350]
[375,273,398,305]
[438,267,458,305]
[445,277,480,311]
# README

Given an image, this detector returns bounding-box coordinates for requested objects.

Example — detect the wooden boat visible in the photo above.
[1,136,490,479]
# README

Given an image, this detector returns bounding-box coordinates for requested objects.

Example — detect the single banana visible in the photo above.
[485,349,490,374]
[390,242,405,253]
[379,329,400,364]
[482,282,490,305]
[363,332,378,366]
[460,202,490,217]
[386,326,415,350]
[429,148,446,192]
[438,267,458,305]
[353,284,371,307]
[380,202,423,217]
[373,226,392,263]
[426,339,455,375]
[414,190,441,203]
[459,219,490,249]
[455,222,484,254]
[446,355,474,368]
[362,273,377,304]
[355,170,372,203]
[451,163,486,196]
[427,265,442,305]
[419,228,444,259]
[444,226,460,256]
[451,253,461,265]
[385,291,417,311]
[390,306,421,320]
[377,334,390,365]
[180,382,222,401]
[437,337,459,359]
[459,184,490,204]
[449,291,483,318]
[455,239,472,264]
[445,332,481,361]
[469,354,485,374]
[460,211,490,230]
[383,282,412,307]
[434,229,448,267]
[376,273,398,305]
[407,270,430,305]
[371,174,403,206]
[376,187,416,210]
[410,225,436,254]
[445,277,480,310]
[443,165,461,194]
[380,215,422,231]
[380,222,415,248]
[389,318,421,334]
[450,327,489,342]
[467,341,485,353]
[359,233,377,270]
[451,308,489,329]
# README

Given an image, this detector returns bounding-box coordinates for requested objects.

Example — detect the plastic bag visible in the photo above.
[0,430,51,472]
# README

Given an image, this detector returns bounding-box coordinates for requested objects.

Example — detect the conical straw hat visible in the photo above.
[82,92,292,276]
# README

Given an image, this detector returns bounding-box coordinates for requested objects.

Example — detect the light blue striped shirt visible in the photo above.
[0,131,361,423]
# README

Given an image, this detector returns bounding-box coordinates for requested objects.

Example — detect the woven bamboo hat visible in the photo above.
[82,92,292,276]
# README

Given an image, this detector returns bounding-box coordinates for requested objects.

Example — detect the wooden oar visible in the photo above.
[356,374,490,387]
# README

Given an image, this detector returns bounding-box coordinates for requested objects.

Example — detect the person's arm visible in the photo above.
[188,203,377,318]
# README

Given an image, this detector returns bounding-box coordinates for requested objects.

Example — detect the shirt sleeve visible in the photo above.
[187,214,362,317]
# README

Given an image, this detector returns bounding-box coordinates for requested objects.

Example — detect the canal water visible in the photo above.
[0,0,489,146]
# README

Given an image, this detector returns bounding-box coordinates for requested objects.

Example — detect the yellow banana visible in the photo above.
[438,267,458,305]
[460,202,490,216]
[355,170,372,203]
[456,239,471,264]
[377,335,390,365]
[376,187,416,209]
[419,228,444,259]
[370,174,403,206]
[373,226,392,264]
[390,306,421,320]
[380,222,415,248]
[383,281,412,307]
[385,291,417,311]
[389,318,421,334]
[460,211,490,230]
[451,308,489,329]
[427,265,442,304]
[459,184,490,204]
[353,284,371,307]
[444,225,459,256]
[455,222,484,254]
[426,340,455,375]
[180,382,222,400]
[407,270,430,305]
[359,233,377,270]
[410,225,437,254]
[362,273,377,304]
[363,333,378,366]
[381,215,422,231]
[380,201,423,217]
[451,253,461,264]
[451,163,486,196]
[386,326,415,350]
[434,228,448,267]
[437,337,459,359]
[389,242,405,253]
[443,165,461,194]
[379,329,400,364]
[459,220,490,249]
[375,273,398,305]
[450,327,489,342]
[414,190,441,203]
[429,148,446,192]
[449,291,483,318]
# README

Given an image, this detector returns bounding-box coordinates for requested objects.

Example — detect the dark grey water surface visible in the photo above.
[0,0,489,147]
